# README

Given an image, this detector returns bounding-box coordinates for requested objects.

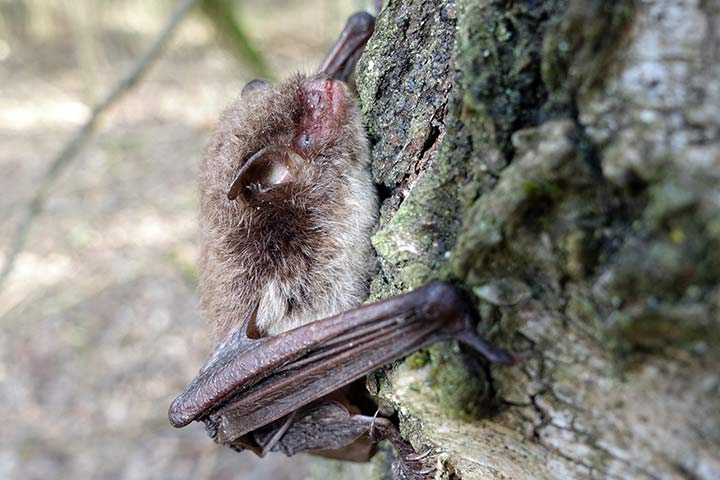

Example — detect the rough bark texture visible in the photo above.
[308,0,720,478]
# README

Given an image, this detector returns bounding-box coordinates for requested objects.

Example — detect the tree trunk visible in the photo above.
[309,0,720,478]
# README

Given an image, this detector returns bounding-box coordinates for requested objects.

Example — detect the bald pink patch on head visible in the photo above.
[294,78,347,153]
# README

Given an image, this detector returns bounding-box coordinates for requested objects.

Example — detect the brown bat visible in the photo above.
[169,10,515,479]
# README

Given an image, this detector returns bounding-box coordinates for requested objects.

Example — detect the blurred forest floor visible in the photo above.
[0,1,357,478]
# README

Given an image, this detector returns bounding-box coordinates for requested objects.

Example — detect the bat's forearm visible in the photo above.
[169,281,514,442]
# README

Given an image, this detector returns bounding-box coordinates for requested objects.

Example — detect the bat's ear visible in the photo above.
[227,146,304,201]
[241,79,271,97]
[318,12,375,82]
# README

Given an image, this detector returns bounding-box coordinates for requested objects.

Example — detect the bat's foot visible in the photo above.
[370,417,436,479]
[406,448,434,461]
[392,451,436,480]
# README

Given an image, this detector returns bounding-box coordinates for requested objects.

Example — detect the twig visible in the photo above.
[0,0,199,290]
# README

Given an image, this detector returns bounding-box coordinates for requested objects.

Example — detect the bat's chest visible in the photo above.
[242,200,375,336]
[253,221,372,336]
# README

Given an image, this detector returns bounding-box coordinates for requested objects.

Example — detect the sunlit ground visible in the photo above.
[0,1,359,478]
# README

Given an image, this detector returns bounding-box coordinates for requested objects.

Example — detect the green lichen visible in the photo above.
[542,0,638,104]
[646,180,700,225]
[356,0,460,188]
[405,350,431,369]
[452,120,594,281]
[606,302,716,351]
[521,179,561,197]
[459,0,564,158]
[427,343,495,420]
[378,343,497,423]
[370,173,450,288]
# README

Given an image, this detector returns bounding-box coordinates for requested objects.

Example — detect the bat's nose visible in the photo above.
[304,78,345,118]
[294,78,346,152]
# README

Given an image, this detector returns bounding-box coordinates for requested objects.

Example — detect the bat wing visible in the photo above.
[318,12,375,82]
[168,282,514,444]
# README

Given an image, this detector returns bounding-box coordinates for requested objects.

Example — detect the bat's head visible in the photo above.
[218,74,368,203]
[199,73,376,340]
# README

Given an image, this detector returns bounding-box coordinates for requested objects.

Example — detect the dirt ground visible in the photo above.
[0,1,358,478]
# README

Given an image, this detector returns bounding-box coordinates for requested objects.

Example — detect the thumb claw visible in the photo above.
[456,328,516,365]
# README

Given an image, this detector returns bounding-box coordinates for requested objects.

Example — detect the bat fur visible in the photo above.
[199,74,377,340]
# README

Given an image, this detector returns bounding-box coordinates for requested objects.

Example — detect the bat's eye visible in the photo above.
[227,147,303,201]
[241,79,271,97]
[300,133,313,149]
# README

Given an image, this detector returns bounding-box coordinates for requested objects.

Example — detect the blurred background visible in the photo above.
[0,0,366,478]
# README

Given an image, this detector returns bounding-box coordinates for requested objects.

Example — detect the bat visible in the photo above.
[169,10,515,479]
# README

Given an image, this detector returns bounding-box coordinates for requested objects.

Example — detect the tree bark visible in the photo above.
[309,0,720,478]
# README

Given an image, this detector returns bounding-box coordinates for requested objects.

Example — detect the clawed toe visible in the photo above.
[406,464,435,477]
[392,448,437,480]
[406,447,435,461]
[368,417,438,479]
[392,464,435,480]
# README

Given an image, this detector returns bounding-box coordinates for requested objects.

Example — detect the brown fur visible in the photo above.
[199,74,377,341]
